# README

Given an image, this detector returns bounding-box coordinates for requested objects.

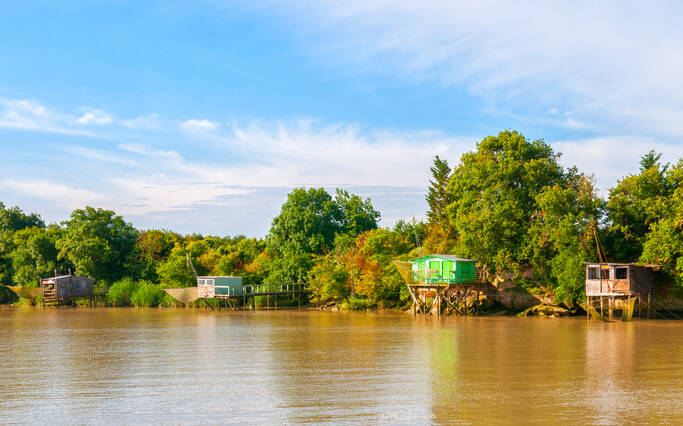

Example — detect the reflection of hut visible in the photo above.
[40,274,94,306]
[197,276,243,298]
[585,263,654,320]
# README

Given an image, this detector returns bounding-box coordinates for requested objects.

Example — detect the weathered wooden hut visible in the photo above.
[410,255,476,284]
[585,263,654,320]
[40,274,94,305]
[585,263,653,297]
[197,276,243,298]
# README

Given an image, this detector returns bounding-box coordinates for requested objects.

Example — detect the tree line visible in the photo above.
[1,130,681,307]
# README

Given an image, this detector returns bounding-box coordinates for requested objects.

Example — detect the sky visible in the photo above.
[1,0,682,236]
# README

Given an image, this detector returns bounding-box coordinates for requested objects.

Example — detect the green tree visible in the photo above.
[426,156,452,224]
[527,172,604,301]
[605,151,671,261]
[10,226,62,286]
[640,159,683,286]
[128,229,180,281]
[266,188,342,283]
[0,203,45,285]
[56,207,138,284]
[156,245,195,288]
[335,189,380,236]
[446,130,565,272]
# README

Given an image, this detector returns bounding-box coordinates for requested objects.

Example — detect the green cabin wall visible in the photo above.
[410,255,476,284]
[199,276,243,295]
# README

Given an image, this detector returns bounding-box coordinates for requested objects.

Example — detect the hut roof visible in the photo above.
[410,254,475,263]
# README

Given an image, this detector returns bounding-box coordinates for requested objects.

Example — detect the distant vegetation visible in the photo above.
[1,130,681,307]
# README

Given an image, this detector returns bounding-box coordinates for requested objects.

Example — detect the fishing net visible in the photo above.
[6,286,44,299]
[582,300,608,322]
[621,297,636,322]
[163,287,199,303]
[391,261,415,284]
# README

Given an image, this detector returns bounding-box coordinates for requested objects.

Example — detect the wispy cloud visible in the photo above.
[255,0,683,139]
[121,114,161,131]
[0,179,107,210]
[180,118,219,133]
[554,136,683,192]
[76,109,113,125]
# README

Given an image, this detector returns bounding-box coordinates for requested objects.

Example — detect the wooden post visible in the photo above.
[586,296,590,319]
[647,291,651,319]
[600,297,604,317]
[436,287,440,317]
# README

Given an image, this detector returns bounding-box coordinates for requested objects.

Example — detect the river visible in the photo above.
[0,307,681,424]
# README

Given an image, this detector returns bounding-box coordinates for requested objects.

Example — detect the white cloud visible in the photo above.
[0,179,107,210]
[256,0,683,139]
[76,110,113,125]
[553,136,683,193]
[180,118,218,132]
[121,114,161,130]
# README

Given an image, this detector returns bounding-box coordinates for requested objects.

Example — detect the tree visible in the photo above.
[0,202,45,232]
[266,187,378,283]
[128,229,180,281]
[10,226,62,286]
[426,156,452,224]
[334,189,380,236]
[605,151,671,261]
[639,159,683,286]
[156,245,196,288]
[527,171,604,301]
[446,130,565,272]
[0,203,46,285]
[56,207,138,284]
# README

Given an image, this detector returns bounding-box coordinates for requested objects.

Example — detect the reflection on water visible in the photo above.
[0,308,681,424]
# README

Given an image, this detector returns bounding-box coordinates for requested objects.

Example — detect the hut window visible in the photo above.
[588,267,599,279]
[601,269,610,279]
[206,279,214,285]
[615,268,628,279]
[198,279,205,285]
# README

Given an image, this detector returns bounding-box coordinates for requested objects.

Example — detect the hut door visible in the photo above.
[429,261,440,279]
[443,262,453,281]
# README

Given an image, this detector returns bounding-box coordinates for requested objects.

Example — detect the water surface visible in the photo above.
[1,308,681,424]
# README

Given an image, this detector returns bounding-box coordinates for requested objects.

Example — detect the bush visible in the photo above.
[106,277,138,306]
[131,281,165,307]
[340,297,376,311]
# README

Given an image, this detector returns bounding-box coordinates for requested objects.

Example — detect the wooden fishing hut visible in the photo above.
[585,263,654,320]
[397,255,487,316]
[197,276,243,298]
[40,274,94,307]
[195,276,306,310]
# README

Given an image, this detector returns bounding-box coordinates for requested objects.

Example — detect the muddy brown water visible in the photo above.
[0,308,681,424]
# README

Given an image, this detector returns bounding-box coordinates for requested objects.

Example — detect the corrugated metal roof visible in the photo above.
[410,254,475,262]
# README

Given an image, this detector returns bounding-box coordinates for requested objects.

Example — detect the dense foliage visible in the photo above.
[1,131,681,307]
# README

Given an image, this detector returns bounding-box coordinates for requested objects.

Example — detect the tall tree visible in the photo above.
[446,130,565,272]
[10,226,62,286]
[56,207,138,284]
[335,189,381,237]
[0,203,45,285]
[605,151,671,261]
[639,159,683,287]
[426,156,452,224]
[266,188,343,283]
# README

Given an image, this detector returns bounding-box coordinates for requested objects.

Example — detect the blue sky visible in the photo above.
[1,1,682,236]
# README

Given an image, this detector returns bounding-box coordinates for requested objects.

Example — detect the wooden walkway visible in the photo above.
[208,283,307,311]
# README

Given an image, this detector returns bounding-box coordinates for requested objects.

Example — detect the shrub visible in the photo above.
[106,277,138,306]
[131,281,165,307]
